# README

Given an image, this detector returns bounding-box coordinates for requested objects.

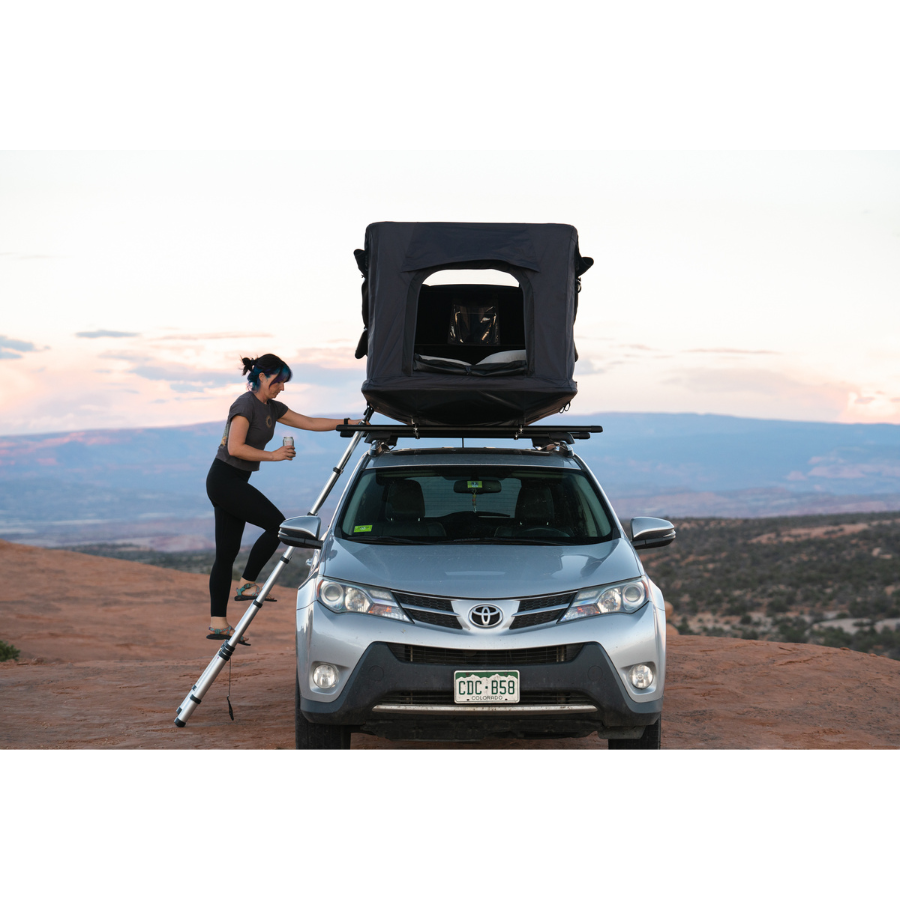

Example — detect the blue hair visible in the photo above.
[241,354,292,391]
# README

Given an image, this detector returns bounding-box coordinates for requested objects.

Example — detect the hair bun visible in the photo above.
[240,356,256,375]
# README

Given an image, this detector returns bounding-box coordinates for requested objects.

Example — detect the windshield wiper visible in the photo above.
[347,536,571,546]
[447,537,570,545]
[491,537,571,545]
[346,536,428,545]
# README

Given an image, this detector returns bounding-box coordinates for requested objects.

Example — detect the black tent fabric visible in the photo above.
[355,222,593,427]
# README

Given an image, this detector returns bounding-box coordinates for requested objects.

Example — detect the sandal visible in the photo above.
[207,626,250,646]
[233,583,276,603]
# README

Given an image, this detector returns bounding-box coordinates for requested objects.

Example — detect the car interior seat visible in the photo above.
[382,480,445,537]
[495,483,555,536]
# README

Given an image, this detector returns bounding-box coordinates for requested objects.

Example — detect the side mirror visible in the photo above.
[278,515,323,549]
[630,517,676,550]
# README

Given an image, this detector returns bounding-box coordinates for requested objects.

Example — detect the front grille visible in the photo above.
[404,608,463,630]
[394,590,576,635]
[387,643,584,666]
[393,592,454,612]
[509,609,566,630]
[380,690,594,706]
[516,592,576,612]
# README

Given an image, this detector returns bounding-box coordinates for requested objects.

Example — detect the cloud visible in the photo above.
[109,343,366,397]
[668,366,814,395]
[844,392,898,420]
[130,365,241,389]
[76,330,141,339]
[0,335,39,352]
[289,362,365,386]
[664,366,853,422]
[0,335,45,359]
[574,357,606,375]
[289,346,366,369]
[97,350,149,362]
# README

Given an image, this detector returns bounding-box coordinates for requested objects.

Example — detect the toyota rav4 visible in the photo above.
[282,433,674,749]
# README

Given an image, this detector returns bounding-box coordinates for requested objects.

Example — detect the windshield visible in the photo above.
[338,466,615,545]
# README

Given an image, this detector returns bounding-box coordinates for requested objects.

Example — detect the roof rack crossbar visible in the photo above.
[336,424,603,444]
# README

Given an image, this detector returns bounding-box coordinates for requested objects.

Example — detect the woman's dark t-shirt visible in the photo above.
[215,392,289,472]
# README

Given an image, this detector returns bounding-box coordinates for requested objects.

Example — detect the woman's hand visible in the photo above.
[270,444,296,462]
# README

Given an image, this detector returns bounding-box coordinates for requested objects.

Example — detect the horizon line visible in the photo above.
[3,409,900,440]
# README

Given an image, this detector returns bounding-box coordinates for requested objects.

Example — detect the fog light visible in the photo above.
[313,664,338,689]
[630,664,653,689]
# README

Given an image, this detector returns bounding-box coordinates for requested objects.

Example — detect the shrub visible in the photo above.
[775,617,810,644]
[812,624,900,659]
[816,627,851,649]
[0,639,20,662]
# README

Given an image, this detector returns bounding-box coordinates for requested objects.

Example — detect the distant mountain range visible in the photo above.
[2,412,899,547]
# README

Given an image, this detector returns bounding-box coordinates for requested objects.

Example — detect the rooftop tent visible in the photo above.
[354,222,593,427]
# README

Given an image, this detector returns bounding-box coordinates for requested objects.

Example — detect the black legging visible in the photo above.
[206,458,285,617]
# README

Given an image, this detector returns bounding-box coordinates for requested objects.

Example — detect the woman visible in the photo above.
[206,353,360,643]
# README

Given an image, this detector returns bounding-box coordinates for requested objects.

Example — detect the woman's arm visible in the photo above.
[227,415,295,462]
[277,410,360,431]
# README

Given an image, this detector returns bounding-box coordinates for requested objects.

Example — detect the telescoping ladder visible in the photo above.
[173,408,373,727]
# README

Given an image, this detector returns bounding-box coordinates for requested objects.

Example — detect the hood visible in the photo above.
[318,536,640,599]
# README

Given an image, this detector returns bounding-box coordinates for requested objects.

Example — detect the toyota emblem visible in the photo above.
[469,604,503,628]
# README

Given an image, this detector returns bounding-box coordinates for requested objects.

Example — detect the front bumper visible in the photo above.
[301,641,661,742]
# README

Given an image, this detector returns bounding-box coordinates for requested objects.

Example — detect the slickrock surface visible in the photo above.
[2,540,898,749]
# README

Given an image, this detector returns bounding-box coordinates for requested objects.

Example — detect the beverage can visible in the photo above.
[283,436,295,449]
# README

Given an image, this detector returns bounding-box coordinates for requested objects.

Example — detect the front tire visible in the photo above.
[295,674,350,749]
[607,716,661,750]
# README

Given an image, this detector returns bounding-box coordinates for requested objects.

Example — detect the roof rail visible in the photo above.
[336,424,603,446]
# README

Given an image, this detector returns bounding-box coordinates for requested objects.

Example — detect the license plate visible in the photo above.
[454,670,520,704]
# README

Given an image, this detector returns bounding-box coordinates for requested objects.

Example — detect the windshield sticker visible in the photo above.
[467,481,482,489]
[354,525,373,533]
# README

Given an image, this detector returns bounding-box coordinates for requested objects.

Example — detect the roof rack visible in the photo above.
[336,423,603,447]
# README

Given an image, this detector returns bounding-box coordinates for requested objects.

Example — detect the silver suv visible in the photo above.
[284,433,675,749]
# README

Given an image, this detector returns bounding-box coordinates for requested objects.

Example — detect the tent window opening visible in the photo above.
[413,271,527,375]
[448,303,499,346]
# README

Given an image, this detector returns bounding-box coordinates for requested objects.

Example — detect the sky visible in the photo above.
[2,2,899,435]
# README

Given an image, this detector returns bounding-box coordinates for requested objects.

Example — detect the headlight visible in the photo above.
[560,576,650,622]
[316,579,409,622]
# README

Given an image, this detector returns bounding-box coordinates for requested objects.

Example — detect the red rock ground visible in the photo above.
[1,539,898,749]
